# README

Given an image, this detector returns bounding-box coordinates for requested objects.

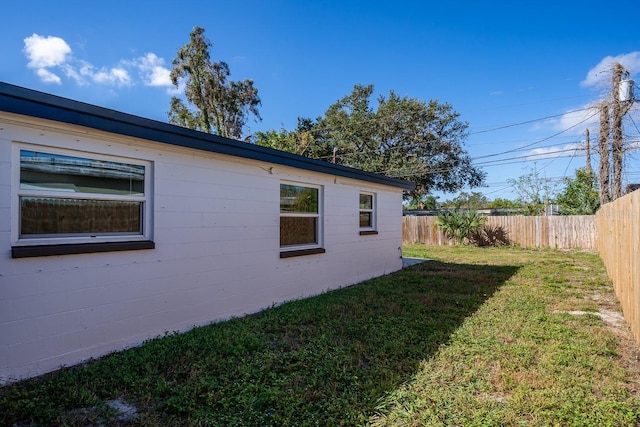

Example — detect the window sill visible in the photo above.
[359,230,379,236]
[280,247,326,258]
[11,240,155,259]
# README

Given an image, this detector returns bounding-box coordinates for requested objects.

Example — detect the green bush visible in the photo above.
[435,210,486,245]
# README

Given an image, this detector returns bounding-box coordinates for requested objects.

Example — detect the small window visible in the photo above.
[359,192,377,234]
[14,146,152,250]
[280,182,323,252]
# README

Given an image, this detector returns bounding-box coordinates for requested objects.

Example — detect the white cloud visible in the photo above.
[544,53,640,136]
[525,143,582,161]
[23,34,72,84]
[530,104,600,138]
[36,68,62,84]
[22,33,172,93]
[23,34,71,68]
[147,64,172,87]
[89,67,132,86]
[61,62,87,85]
[553,105,600,132]
[136,53,172,87]
[581,51,640,88]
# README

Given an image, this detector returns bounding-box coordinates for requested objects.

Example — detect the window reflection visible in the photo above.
[20,150,145,196]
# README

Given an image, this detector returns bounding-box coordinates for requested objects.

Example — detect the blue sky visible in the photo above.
[2,0,640,201]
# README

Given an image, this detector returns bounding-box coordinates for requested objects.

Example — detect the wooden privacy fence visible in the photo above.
[596,191,640,345]
[403,215,597,249]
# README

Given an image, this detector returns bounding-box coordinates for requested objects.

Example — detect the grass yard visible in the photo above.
[1,245,639,426]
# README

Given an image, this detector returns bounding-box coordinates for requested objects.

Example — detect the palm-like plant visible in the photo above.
[436,210,487,245]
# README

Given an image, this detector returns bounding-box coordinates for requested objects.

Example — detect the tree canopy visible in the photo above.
[253,119,315,156]
[487,198,522,210]
[441,191,488,210]
[556,168,600,215]
[508,166,555,216]
[168,27,261,139]
[405,194,439,210]
[256,84,484,198]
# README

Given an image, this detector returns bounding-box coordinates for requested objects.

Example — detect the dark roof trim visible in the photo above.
[0,82,414,190]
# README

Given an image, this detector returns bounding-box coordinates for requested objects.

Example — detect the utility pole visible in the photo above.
[612,63,624,200]
[598,101,610,205]
[585,128,592,176]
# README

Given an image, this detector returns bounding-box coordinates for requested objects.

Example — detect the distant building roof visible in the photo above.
[0,82,414,191]
[626,183,640,194]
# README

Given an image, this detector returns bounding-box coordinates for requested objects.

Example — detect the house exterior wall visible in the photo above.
[0,113,404,383]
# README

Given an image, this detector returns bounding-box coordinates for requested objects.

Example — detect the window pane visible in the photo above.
[280,184,318,213]
[359,194,373,209]
[280,216,317,246]
[20,197,142,236]
[20,150,145,196]
[360,212,372,228]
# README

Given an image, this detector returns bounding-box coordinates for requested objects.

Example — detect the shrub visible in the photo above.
[469,224,511,247]
[435,210,486,245]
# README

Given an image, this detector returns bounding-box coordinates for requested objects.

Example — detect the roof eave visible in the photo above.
[0,82,415,191]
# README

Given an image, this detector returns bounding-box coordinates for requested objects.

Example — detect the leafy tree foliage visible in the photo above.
[441,191,488,210]
[168,27,261,139]
[436,210,487,245]
[254,119,314,156]
[556,168,600,215]
[508,166,555,216]
[487,198,522,210]
[405,195,439,210]
[257,84,484,198]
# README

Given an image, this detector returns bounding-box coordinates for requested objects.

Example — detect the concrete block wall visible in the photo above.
[0,114,403,383]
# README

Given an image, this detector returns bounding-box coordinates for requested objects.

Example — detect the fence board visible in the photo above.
[402,215,596,249]
[596,191,640,345]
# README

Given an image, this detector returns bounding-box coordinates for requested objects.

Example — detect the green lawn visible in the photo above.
[1,245,639,426]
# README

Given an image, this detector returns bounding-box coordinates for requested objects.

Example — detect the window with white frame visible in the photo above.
[359,192,376,232]
[279,182,322,250]
[14,145,152,246]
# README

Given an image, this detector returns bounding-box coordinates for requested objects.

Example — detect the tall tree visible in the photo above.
[556,168,600,215]
[168,27,261,139]
[508,166,555,216]
[259,84,484,198]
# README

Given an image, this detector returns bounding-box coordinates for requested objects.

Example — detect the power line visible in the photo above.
[319,110,600,165]
[473,148,585,167]
[469,107,596,135]
[471,110,599,160]
[368,137,602,179]
[628,113,640,136]
[291,107,602,161]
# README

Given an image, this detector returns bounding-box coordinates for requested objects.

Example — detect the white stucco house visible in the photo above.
[0,82,413,384]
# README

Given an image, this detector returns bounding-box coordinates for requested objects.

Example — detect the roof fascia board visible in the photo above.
[0,82,414,190]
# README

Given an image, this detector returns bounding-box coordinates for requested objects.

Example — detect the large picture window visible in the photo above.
[280,183,322,252]
[14,146,152,250]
